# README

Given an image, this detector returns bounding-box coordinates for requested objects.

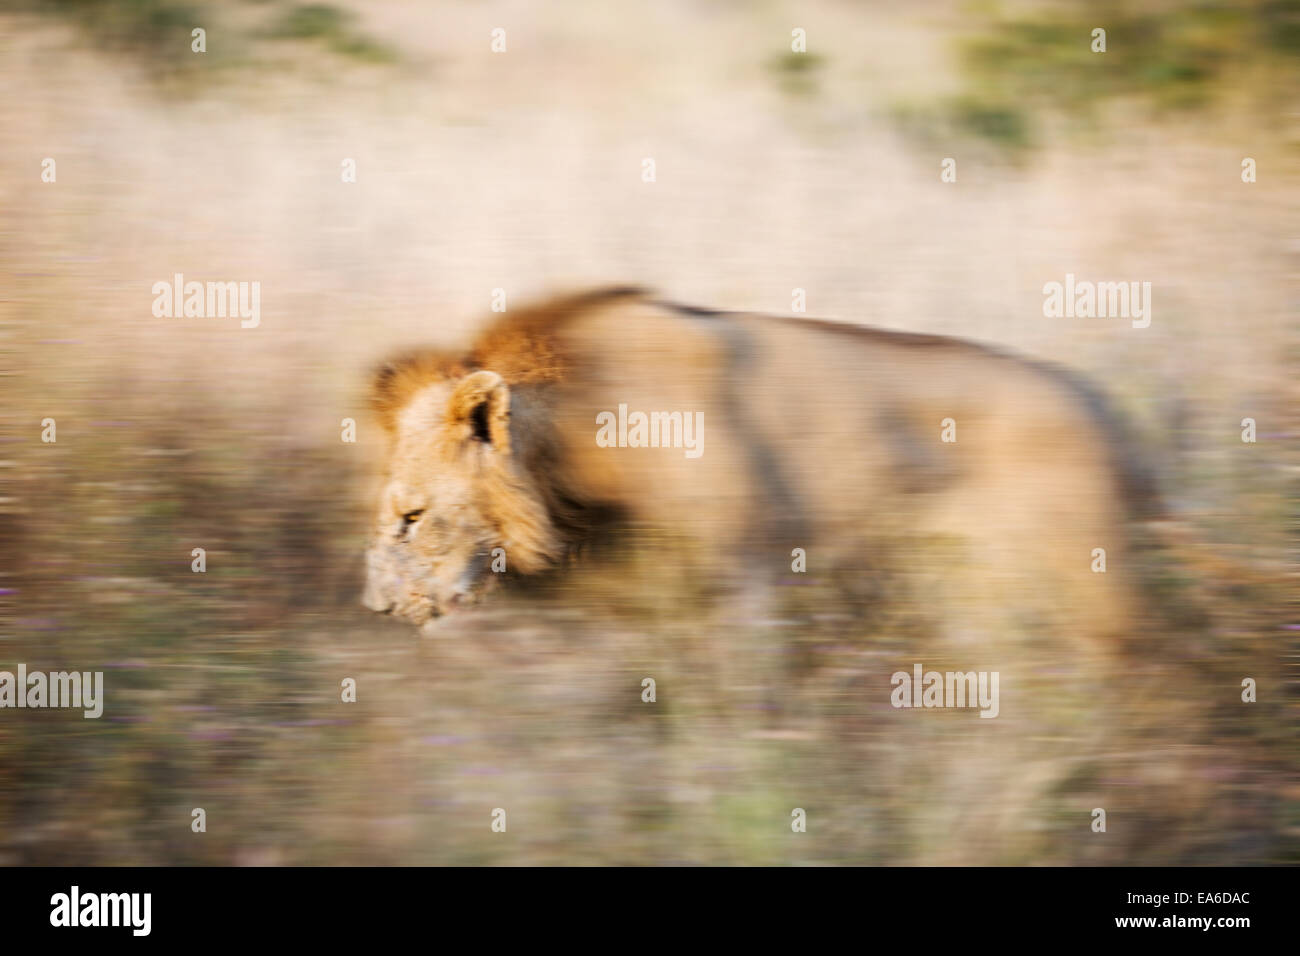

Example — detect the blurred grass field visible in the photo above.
[1,0,1296,864]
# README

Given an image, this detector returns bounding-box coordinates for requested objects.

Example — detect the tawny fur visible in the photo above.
[365,286,1153,645]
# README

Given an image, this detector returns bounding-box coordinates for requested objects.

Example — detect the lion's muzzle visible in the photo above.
[361,548,397,614]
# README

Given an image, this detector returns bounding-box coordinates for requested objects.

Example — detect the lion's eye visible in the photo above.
[402,510,424,525]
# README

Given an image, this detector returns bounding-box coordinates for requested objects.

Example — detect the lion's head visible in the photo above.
[362,357,559,629]
[362,289,646,631]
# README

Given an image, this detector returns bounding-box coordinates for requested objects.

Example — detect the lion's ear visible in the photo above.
[448,370,511,451]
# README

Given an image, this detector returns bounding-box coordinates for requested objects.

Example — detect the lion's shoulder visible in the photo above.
[467,286,649,384]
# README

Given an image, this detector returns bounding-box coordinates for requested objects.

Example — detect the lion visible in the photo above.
[362,287,1158,646]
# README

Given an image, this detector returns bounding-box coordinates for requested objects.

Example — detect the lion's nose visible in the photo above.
[362,551,395,613]
[361,586,394,614]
